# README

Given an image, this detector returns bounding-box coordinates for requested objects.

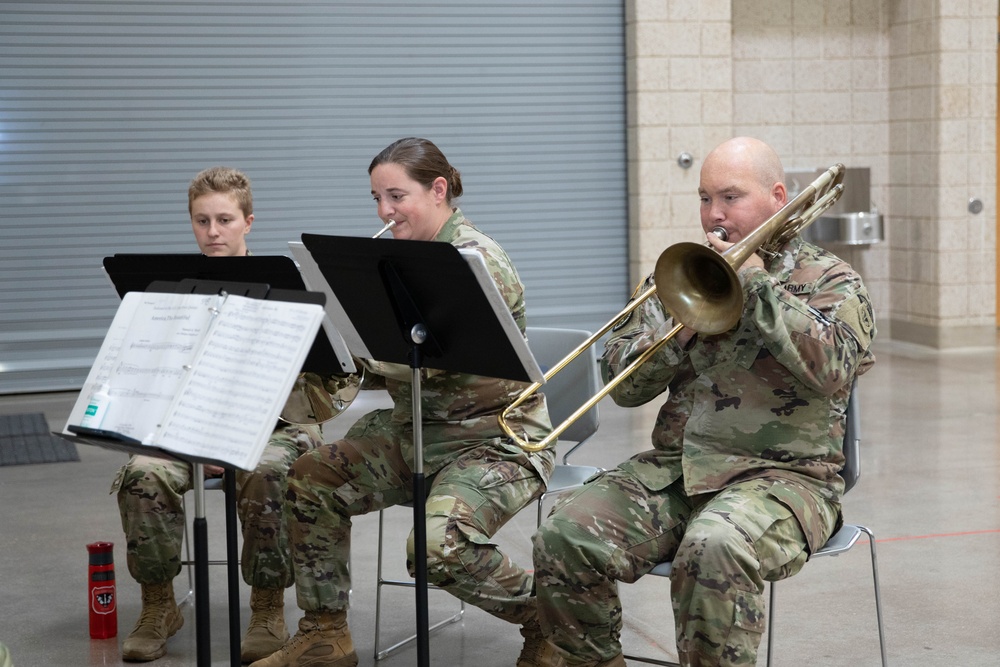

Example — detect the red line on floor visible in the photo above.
[871,528,1000,543]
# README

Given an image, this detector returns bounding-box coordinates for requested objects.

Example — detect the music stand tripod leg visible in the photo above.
[193,463,212,667]
[224,471,241,667]
[409,331,431,667]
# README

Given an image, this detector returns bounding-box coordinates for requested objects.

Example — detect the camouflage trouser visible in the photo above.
[285,413,550,626]
[112,423,323,588]
[532,471,838,667]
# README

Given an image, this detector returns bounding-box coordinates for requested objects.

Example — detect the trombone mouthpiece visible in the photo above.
[711,227,728,241]
[373,220,396,238]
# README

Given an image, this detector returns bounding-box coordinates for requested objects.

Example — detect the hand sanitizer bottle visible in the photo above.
[80,384,111,429]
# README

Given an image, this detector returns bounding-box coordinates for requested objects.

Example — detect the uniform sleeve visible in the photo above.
[600,275,688,407]
[740,262,876,395]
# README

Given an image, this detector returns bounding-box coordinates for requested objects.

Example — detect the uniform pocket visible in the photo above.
[732,325,765,370]
[767,479,835,556]
[684,584,767,665]
[732,588,767,634]
[727,588,767,662]
[478,459,529,488]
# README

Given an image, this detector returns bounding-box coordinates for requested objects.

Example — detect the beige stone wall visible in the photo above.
[626,0,997,348]
[626,0,734,285]
[886,0,997,347]
[731,0,892,338]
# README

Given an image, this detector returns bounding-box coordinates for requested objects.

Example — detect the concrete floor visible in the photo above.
[1,336,998,666]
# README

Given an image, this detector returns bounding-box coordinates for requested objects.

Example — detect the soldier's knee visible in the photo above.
[252,456,287,480]
[286,450,330,501]
[115,459,168,501]
[426,513,456,560]
[406,513,459,585]
[677,516,752,572]
[532,518,567,570]
[286,451,312,483]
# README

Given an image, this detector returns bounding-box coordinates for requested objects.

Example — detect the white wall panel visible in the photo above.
[0,0,627,392]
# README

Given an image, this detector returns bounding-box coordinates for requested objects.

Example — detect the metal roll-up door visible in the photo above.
[0,1,627,394]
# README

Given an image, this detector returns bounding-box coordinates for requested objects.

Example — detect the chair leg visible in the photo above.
[372,509,388,658]
[536,491,549,528]
[179,495,194,606]
[767,528,887,667]
[858,525,888,667]
[766,581,775,667]
[372,507,465,662]
[621,654,680,666]
[177,490,241,607]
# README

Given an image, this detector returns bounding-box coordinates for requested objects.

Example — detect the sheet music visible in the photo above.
[64,290,324,470]
[157,296,322,469]
[65,291,214,441]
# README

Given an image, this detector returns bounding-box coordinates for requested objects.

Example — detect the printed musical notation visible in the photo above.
[115,363,187,379]
[64,290,324,470]
[157,298,321,465]
[128,341,196,353]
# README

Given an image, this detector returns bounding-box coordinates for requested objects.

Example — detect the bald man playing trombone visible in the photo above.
[531,137,877,667]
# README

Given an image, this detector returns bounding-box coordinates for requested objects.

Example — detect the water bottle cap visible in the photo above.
[87,541,114,553]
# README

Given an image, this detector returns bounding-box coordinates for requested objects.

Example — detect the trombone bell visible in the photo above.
[655,242,743,335]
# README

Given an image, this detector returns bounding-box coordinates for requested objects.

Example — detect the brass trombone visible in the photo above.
[499,163,846,452]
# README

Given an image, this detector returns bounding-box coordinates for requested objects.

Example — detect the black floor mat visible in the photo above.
[0,413,79,466]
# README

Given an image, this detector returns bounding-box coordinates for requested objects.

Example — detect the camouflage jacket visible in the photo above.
[358,208,553,477]
[603,237,875,547]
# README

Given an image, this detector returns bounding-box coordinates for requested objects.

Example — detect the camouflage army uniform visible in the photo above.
[112,422,323,588]
[533,236,876,666]
[286,208,554,625]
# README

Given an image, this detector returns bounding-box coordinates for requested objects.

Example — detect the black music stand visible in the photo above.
[300,233,542,667]
[103,254,353,376]
[66,273,329,667]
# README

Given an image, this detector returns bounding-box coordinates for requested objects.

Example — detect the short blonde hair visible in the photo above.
[187,166,253,216]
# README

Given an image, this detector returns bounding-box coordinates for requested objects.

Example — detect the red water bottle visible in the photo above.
[87,541,117,639]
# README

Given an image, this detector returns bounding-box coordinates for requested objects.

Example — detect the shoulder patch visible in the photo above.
[611,310,634,332]
[837,294,875,349]
[611,277,653,332]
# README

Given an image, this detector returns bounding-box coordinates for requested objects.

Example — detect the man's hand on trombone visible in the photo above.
[706,229,765,272]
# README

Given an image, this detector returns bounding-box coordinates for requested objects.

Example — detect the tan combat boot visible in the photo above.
[121,582,184,662]
[595,656,627,667]
[516,617,558,667]
[516,619,625,667]
[248,609,357,667]
[241,587,290,662]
